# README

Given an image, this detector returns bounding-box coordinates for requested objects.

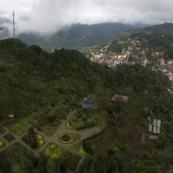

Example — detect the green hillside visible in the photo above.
[1,38,173,172]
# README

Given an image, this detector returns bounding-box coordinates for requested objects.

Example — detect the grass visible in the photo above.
[41,122,62,137]
[79,144,89,155]
[0,127,6,135]
[3,133,15,143]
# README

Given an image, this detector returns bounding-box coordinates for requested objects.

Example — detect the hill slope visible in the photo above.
[1,39,173,172]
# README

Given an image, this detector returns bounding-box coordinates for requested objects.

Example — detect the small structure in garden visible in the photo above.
[59,133,73,144]
[148,119,161,140]
[7,114,15,122]
[110,95,129,104]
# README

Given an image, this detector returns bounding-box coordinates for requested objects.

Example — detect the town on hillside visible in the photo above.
[87,36,173,82]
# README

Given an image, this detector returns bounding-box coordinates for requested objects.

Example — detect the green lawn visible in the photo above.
[69,109,103,129]
[41,122,62,137]
[3,133,15,143]
[0,127,6,135]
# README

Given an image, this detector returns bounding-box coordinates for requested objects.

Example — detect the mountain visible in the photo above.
[17,23,145,51]
[1,38,173,172]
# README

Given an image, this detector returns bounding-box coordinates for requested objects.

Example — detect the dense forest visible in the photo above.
[1,38,173,172]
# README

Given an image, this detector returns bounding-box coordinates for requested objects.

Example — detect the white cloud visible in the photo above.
[1,0,173,35]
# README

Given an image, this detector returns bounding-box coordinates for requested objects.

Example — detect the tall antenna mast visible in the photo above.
[12,11,15,38]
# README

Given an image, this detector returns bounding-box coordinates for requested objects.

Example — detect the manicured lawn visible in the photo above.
[9,122,28,136]
[42,143,63,159]
[0,127,6,135]
[3,133,15,143]
[41,122,61,137]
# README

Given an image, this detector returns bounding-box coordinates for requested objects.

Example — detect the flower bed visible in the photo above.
[0,140,4,147]
[10,122,28,136]
[66,121,74,129]
[42,143,63,159]
[37,134,44,146]
[59,133,73,144]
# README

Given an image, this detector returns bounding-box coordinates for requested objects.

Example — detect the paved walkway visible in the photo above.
[0,110,101,171]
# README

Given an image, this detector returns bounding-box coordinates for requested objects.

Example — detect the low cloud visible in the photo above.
[1,0,173,35]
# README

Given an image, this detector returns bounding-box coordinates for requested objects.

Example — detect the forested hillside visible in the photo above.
[0,38,117,119]
[1,39,173,172]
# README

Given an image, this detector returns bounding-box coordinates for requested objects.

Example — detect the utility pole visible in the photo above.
[12,11,15,38]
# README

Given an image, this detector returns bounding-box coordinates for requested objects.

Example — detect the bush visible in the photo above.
[31,142,38,149]
[82,140,94,155]
[76,123,95,130]
[48,115,56,123]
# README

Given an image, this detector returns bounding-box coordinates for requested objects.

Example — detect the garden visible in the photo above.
[22,128,44,149]
[59,133,74,144]
[67,109,103,130]
[3,133,15,143]
[0,127,6,135]
[9,122,28,136]
[0,139,4,149]
[42,143,63,159]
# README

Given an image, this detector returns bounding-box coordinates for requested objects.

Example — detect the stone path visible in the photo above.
[0,110,101,171]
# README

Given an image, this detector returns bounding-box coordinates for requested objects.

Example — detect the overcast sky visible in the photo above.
[1,0,173,35]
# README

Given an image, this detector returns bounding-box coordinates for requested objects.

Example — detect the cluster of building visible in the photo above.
[148,119,161,140]
[88,37,149,68]
[87,35,173,82]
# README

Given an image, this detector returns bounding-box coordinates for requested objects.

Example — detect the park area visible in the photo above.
[67,109,104,130]
[8,122,28,136]
[3,133,15,143]
[42,143,63,159]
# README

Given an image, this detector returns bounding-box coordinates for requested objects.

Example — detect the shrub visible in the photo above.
[76,123,95,130]
[48,115,56,123]
[31,142,38,149]
[82,140,94,155]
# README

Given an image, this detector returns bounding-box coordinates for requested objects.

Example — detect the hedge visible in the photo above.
[76,122,95,130]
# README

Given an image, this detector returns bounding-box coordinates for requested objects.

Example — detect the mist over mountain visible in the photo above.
[16,23,145,51]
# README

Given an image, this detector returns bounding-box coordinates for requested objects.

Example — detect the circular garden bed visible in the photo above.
[59,133,73,144]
